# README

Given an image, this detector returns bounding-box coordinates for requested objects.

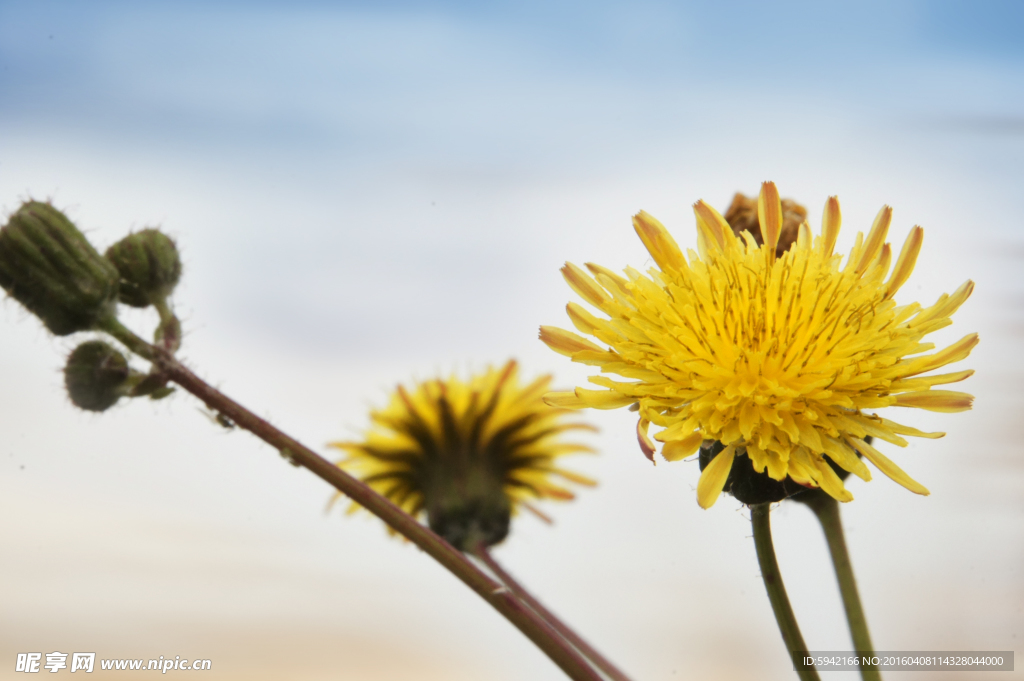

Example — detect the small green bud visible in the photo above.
[64,341,131,412]
[104,229,182,308]
[0,201,120,335]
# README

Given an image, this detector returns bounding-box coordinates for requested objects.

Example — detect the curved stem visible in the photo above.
[797,492,882,681]
[152,298,181,352]
[100,320,602,681]
[475,545,633,681]
[750,503,820,681]
[102,317,156,360]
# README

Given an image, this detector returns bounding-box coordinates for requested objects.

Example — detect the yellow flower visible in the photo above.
[329,360,596,550]
[541,182,976,509]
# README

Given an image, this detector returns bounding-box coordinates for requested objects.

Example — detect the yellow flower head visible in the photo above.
[541,182,976,509]
[329,360,596,550]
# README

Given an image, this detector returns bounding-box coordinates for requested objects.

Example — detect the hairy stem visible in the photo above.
[103,321,602,681]
[797,492,881,681]
[102,317,156,361]
[152,298,181,352]
[750,503,820,681]
[475,545,633,681]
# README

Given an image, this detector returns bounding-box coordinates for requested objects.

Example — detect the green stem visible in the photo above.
[750,503,820,681]
[152,298,181,352]
[797,492,881,681]
[475,545,634,681]
[100,317,156,361]
[99,321,602,681]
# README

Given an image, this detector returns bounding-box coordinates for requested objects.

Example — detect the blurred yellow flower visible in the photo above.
[541,182,976,509]
[329,360,596,550]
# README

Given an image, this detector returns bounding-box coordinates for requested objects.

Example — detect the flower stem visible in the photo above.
[101,317,156,361]
[796,492,882,681]
[152,298,181,352]
[474,545,634,681]
[750,503,820,681]
[101,321,602,681]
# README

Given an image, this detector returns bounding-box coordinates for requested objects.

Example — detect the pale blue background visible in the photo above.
[1,2,1022,680]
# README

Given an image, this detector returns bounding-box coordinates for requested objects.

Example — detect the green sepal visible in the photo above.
[148,386,175,400]
[128,372,171,398]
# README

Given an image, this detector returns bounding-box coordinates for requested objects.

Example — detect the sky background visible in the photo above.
[1,1,1022,679]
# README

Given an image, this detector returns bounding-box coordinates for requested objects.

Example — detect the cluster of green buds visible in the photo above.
[0,201,183,411]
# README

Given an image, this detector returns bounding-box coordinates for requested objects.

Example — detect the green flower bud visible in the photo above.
[104,229,182,308]
[0,201,120,335]
[64,341,131,412]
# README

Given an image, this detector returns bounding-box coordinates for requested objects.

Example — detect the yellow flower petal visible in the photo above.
[662,431,704,462]
[633,210,686,272]
[561,262,611,309]
[574,388,636,409]
[814,458,854,502]
[584,263,632,298]
[894,390,973,412]
[692,200,729,252]
[885,225,923,298]
[543,391,587,408]
[636,417,656,462]
[902,333,979,377]
[821,196,841,257]
[697,445,736,509]
[857,205,892,273]
[880,418,945,439]
[757,181,783,258]
[892,391,970,411]
[538,325,603,357]
[847,436,929,496]
[796,221,813,250]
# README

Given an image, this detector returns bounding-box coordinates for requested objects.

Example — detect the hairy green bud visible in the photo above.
[104,229,182,308]
[0,202,120,335]
[64,341,131,412]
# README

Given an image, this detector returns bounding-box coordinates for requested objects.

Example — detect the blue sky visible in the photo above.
[3,0,1021,362]
[2,0,1022,163]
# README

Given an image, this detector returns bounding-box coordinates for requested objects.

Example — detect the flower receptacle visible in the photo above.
[424,466,512,552]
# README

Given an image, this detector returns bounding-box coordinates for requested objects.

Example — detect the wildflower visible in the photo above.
[329,360,596,550]
[541,182,976,508]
